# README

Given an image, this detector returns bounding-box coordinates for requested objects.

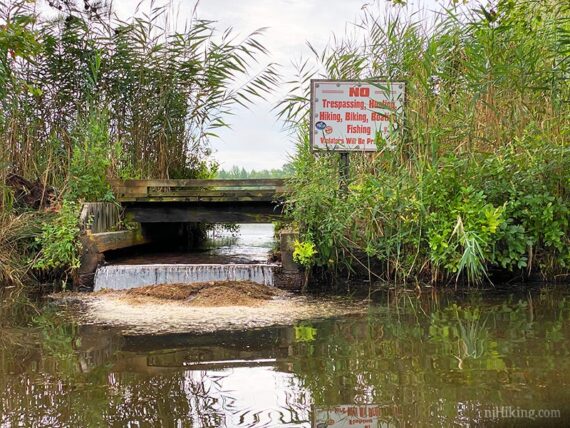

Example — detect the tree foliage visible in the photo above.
[216,164,293,179]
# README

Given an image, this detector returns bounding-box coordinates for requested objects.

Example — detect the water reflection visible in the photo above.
[203,224,276,263]
[2,286,570,426]
[110,223,276,266]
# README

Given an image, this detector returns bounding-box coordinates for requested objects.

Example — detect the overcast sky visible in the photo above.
[111,0,445,171]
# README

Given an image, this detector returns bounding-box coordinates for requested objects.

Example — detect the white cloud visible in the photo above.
[192,0,365,170]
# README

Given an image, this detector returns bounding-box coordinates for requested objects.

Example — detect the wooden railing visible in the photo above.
[110,179,286,203]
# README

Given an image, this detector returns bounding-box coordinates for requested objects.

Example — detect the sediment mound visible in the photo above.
[57,281,367,335]
[122,281,283,307]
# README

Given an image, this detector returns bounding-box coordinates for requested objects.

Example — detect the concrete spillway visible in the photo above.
[93,264,276,291]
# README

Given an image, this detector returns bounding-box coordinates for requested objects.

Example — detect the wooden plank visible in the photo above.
[79,202,122,233]
[109,181,148,189]
[117,197,284,203]
[133,196,278,203]
[111,178,288,204]
[146,190,280,198]
[146,187,286,193]
[146,186,286,193]
[126,204,283,223]
[91,229,150,252]
[113,178,285,188]
[112,186,148,193]
[115,193,287,202]
[112,188,148,199]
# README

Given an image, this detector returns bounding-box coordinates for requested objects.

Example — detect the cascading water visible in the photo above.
[93,264,276,291]
[93,224,280,291]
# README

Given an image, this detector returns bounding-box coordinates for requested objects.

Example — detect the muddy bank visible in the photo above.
[54,281,367,335]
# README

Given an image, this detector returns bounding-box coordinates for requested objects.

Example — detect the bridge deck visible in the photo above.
[111,179,286,223]
[111,179,286,203]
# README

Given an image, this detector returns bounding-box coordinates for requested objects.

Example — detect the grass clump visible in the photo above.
[32,200,82,276]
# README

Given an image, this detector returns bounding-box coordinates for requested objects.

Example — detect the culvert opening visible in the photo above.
[95,223,280,291]
[104,223,277,265]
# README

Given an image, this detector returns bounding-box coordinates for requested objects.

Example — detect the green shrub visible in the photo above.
[280,1,569,285]
[33,201,81,274]
[293,239,317,267]
[68,111,113,202]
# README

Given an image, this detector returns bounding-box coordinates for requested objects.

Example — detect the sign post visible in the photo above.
[339,152,350,194]
[310,79,405,191]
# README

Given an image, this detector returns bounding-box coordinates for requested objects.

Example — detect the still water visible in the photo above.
[110,224,276,265]
[1,225,569,427]
[2,287,570,426]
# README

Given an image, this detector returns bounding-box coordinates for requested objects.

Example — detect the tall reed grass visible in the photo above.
[0,0,278,186]
[279,0,569,285]
[0,0,277,288]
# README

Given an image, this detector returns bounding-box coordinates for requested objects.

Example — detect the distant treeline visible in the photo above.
[216,165,293,179]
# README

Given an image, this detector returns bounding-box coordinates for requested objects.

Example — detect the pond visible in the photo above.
[1,285,570,427]
[2,225,569,426]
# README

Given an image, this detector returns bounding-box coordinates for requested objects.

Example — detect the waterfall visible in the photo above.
[93,264,276,291]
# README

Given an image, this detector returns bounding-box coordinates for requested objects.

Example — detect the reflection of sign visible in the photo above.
[310,80,405,152]
[313,404,399,428]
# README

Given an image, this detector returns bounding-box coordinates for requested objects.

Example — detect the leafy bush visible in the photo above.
[33,201,81,274]
[68,111,113,202]
[293,239,317,267]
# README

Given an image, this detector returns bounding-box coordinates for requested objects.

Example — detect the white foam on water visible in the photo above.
[93,264,276,291]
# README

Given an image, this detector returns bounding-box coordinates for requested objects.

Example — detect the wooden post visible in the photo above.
[280,229,300,273]
[339,152,350,194]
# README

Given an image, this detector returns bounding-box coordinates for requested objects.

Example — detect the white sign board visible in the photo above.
[310,80,405,152]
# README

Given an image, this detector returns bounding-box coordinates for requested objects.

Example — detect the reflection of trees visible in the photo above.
[289,291,570,426]
[0,310,114,426]
[0,315,243,426]
[2,290,570,426]
[1,312,310,426]
[104,370,228,426]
